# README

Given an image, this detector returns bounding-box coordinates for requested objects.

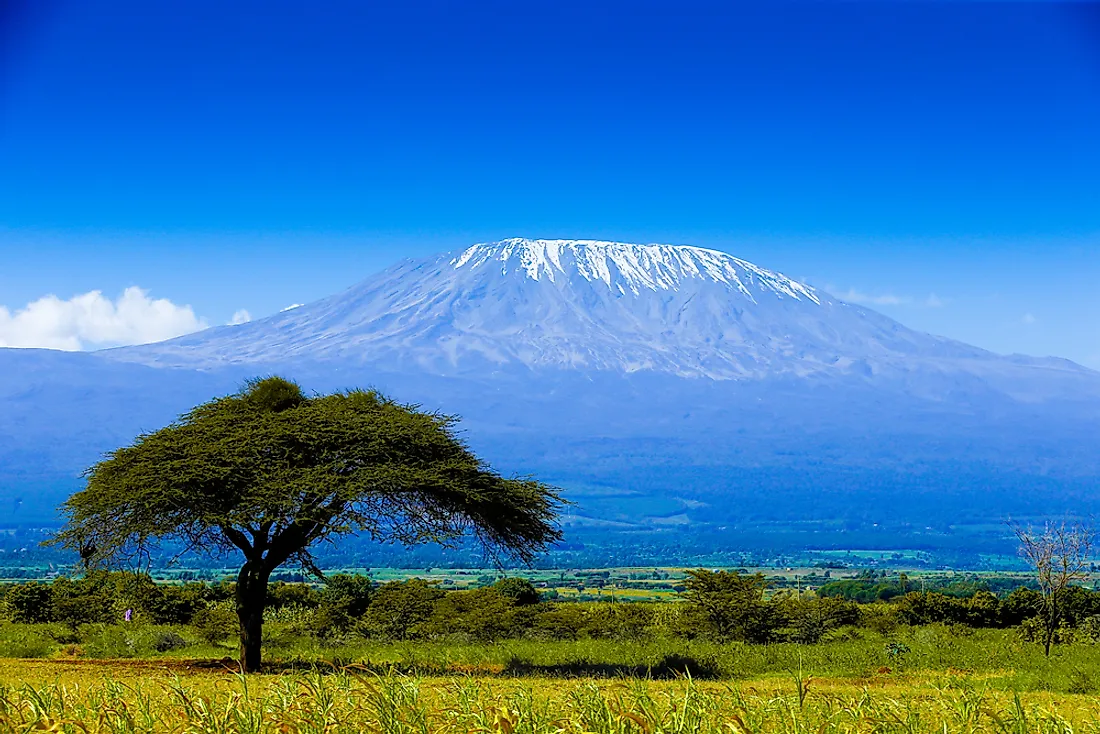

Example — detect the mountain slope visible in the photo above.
[3,239,1099,553]
[109,239,1099,403]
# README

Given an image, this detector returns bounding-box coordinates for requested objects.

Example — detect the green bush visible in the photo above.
[363,580,444,640]
[51,575,116,628]
[492,578,540,606]
[81,625,139,658]
[424,588,514,641]
[312,574,375,635]
[0,625,54,658]
[152,630,189,653]
[4,583,54,623]
[680,570,779,643]
[858,603,901,634]
[191,602,238,644]
[268,581,322,611]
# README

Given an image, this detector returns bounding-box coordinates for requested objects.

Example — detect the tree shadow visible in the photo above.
[95,653,723,680]
[500,653,721,680]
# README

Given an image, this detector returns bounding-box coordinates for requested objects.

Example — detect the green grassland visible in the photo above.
[2,567,1098,730]
[1,631,1100,732]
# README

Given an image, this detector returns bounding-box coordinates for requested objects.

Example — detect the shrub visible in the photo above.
[858,604,901,634]
[534,604,590,641]
[492,578,540,606]
[152,630,189,653]
[50,575,115,628]
[147,582,216,625]
[424,588,516,641]
[681,570,779,643]
[312,574,374,634]
[191,602,237,644]
[268,581,322,611]
[4,584,55,623]
[362,580,444,640]
[0,626,54,658]
[81,625,138,658]
[776,596,860,643]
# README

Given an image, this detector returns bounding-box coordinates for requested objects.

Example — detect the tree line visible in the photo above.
[4,569,1100,651]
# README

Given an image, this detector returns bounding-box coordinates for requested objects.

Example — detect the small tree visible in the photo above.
[1011,518,1094,656]
[681,569,778,643]
[492,577,541,606]
[363,579,445,640]
[51,377,562,671]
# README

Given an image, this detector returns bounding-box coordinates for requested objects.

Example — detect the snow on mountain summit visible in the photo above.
[452,238,821,303]
[109,237,1094,392]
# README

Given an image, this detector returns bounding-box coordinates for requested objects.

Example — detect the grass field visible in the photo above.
[0,626,1098,731]
[0,658,1097,732]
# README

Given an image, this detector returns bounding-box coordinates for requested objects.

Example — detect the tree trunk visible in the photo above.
[1043,600,1057,658]
[236,560,270,673]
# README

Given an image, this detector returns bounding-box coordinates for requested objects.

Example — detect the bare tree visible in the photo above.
[1010,518,1094,657]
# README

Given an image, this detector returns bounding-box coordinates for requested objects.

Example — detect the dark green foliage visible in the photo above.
[818,575,1020,603]
[425,588,516,641]
[152,630,189,652]
[50,575,115,628]
[894,591,1003,628]
[1057,584,1100,627]
[492,577,540,605]
[533,604,590,641]
[681,570,778,643]
[267,581,322,611]
[1001,587,1043,626]
[311,574,375,634]
[362,580,445,640]
[776,596,861,643]
[8,567,1100,652]
[5,583,54,623]
[54,377,562,569]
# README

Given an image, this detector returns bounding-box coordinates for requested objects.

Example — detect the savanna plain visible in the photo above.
[0,568,1099,733]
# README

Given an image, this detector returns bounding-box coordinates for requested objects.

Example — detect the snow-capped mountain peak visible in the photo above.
[451,238,821,303]
[108,236,997,380]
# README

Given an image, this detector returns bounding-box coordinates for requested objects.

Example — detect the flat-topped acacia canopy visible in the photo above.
[52,377,562,671]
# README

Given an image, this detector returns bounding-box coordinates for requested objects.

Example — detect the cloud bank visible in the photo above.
[0,287,207,350]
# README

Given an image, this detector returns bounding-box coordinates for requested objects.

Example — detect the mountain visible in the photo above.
[110,239,1093,393]
[3,239,1100,559]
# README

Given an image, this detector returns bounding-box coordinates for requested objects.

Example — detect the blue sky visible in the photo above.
[1,2,1098,363]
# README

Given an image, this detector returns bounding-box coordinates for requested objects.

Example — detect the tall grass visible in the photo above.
[0,667,1095,733]
[253,626,1100,694]
[3,623,1100,693]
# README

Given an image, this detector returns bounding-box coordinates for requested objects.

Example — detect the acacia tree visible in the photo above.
[1011,518,1094,657]
[52,377,562,672]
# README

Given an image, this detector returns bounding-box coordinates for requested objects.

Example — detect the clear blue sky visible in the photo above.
[1,2,1099,364]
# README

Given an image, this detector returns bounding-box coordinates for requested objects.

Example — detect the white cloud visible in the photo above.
[836,288,948,309]
[229,309,252,325]
[837,289,907,306]
[280,303,304,312]
[1022,313,1037,325]
[0,287,206,351]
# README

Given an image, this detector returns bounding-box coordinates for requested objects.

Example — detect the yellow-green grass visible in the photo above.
[0,659,1097,732]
